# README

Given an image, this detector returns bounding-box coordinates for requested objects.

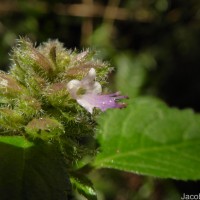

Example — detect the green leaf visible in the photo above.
[93,97,200,180]
[0,136,71,200]
[70,174,97,200]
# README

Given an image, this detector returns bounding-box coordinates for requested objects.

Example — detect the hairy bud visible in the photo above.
[25,117,64,140]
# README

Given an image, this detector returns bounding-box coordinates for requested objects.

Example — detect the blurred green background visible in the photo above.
[0,0,200,199]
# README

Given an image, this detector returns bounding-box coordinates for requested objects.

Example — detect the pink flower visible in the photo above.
[67,68,128,114]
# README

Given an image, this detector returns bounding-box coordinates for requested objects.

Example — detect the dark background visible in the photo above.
[0,0,200,199]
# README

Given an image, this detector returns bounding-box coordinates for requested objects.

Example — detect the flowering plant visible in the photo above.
[0,38,127,199]
[0,38,200,200]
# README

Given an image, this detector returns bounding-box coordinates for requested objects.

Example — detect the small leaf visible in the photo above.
[0,136,71,200]
[93,97,200,180]
[70,173,97,200]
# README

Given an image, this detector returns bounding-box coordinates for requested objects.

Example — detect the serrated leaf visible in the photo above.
[0,136,71,200]
[93,97,200,180]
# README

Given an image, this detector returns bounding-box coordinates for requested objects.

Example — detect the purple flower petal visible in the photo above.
[77,92,128,113]
[67,68,128,113]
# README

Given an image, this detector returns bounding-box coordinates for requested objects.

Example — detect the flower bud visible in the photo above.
[0,108,25,131]
[12,38,54,78]
[44,82,70,107]
[16,96,41,117]
[38,40,70,73]
[25,117,65,140]
[25,75,47,97]
[0,72,25,98]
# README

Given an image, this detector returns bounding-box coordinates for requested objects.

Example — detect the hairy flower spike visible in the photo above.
[0,38,127,174]
[67,68,128,114]
[0,38,128,198]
